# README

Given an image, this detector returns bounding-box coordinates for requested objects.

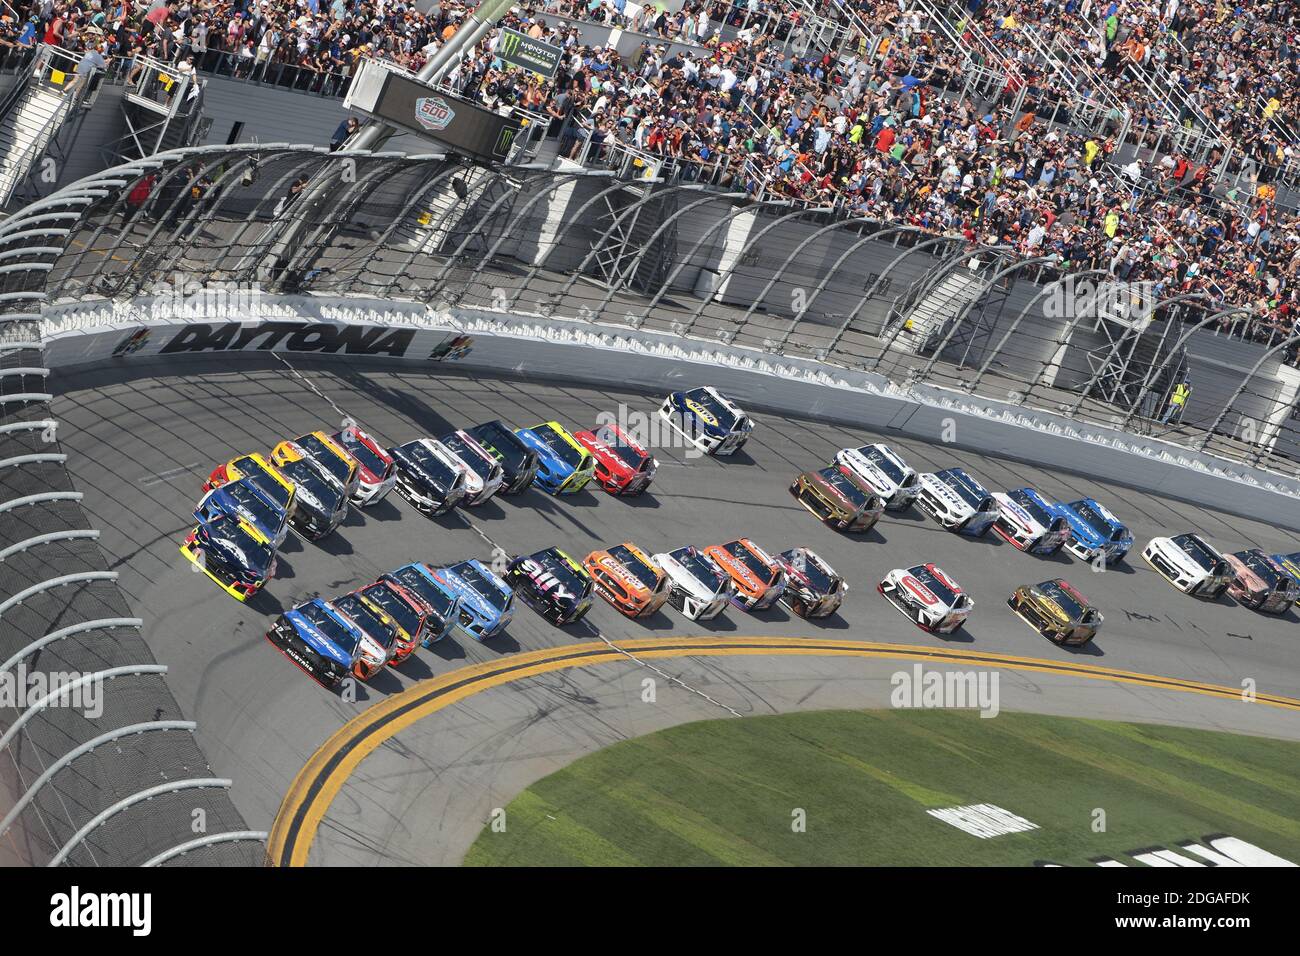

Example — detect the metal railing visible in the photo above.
[4,145,1300,478]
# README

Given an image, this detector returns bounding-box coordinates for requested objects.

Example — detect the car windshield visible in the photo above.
[673,549,724,589]
[818,467,870,507]
[781,550,838,593]
[909,566,961,606]
[389,566,456,618]
[224,481,280,529]
[684,388,738,432]
[297,435,350,486]
[232,457,291,511]
[944,471,988,509]
[456,563,511,610]
[363,584,422,636]
[442,433,494,479]
[334,594,395,647]
[282,459,337,511]
[1172,534,1220,571]
[1072,502,1115,536]
[534,426,586,468]
[1008,489,1054,526]
[724,541,776,584]
[404,442,460,487]
[607,545,660,589]
[301,604,359,656]
[592,425,649,469]
[212,519,273,573]
[471,421,530,471]
[1238,551,1284,586]
[533,551,589,595]
[860,446,905,482]
[1038,580,1087,618]
[335,432,388,476]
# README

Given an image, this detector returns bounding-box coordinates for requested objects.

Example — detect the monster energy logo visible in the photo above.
[496,27,561,79]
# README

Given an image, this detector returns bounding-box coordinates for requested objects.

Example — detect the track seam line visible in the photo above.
[587,625,742,718]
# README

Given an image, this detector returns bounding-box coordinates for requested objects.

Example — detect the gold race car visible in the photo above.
[1008,578,1103,647]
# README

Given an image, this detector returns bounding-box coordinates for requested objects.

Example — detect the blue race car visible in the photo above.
[1270,552,1300,605]
[438,559,515,639]
[380,562,461,647]
[180,514,276,602]
[266,598,364,688]
[194,476,289,548]
[657,386,755,457]
[514,421,595,495]
[1059,498,1132,563]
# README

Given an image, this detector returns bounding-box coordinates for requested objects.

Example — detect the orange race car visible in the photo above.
[704,538,786,610]
[583,542,670,618]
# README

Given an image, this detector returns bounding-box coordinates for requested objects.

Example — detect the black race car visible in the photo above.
[469,419,539,494]
[388,438,466,516]
[505,547,594,625]
[277,456,348,540]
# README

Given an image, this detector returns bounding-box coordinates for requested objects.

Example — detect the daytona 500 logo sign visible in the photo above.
[415,96,456,132]
[159,322,416,356]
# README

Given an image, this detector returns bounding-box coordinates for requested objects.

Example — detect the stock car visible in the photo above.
[331,426,397,506]
[652,546,732,621]
[991,487,1072,555]
[658,386,755,457]
[790,465,885,532]
[203,452,296,520]
[505,547,595,625]
[388,438,467,516]
[1009,578,1103,647]
[380,562,461,647]
[704,538,786,610]
[1271,552,1300,603]
[774,548,846,619]
[193,476,289,548]
[1225,549,1300,614]
[1058,498,1133,564]
[353,580,426,663]
[440,429,506,505]
[878,563,973,634]
[180,515,276,602]
[834,443,919,510]
[271,431,360,499]
[574,422,657,496]
[515,422,596,494]
[439,559,515,640]
[468,420,540,494]
[582,542,671,618]
[331,591,398,679]
[277,455,349,539]
[266,598,366,689]
[1142,533,1233,597]
[914,468,1000,537]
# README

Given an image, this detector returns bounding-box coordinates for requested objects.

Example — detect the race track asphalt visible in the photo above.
[50,354,1300,866]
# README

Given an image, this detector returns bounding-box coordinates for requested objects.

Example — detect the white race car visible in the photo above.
[878,563,973,634]
[991,487,1072,555]
[914,467,1000,536]
[658,386,755,457]
[834,442,919,510]
[1143,533,1233,597]
[439,429,506,505]
[652,546,732,621]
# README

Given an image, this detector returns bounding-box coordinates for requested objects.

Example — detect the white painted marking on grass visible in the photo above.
[927,804,1040,839]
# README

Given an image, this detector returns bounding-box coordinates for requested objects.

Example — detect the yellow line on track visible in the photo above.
[265,636,1300,866]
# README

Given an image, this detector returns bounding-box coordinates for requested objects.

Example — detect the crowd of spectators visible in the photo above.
[1,0,1298,355]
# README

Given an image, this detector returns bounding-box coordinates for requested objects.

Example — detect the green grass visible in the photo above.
[463,710,1300,866]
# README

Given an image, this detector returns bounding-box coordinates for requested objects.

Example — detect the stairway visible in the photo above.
[0,84,74,207]
[888,269,989,355]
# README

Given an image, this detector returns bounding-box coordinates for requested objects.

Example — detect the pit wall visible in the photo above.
[39,294,1300,532]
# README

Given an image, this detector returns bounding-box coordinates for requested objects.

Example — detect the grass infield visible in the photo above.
[463,709,1300,866]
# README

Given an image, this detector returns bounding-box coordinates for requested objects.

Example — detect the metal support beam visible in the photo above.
[143,830,268,867]
[1199,334,1300,450]
[0,569,115,617]
[0,617,141,678]
[0,665,169,754]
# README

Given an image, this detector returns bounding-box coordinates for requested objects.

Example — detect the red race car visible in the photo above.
[331,425,397,507]
[574,422,657,496]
